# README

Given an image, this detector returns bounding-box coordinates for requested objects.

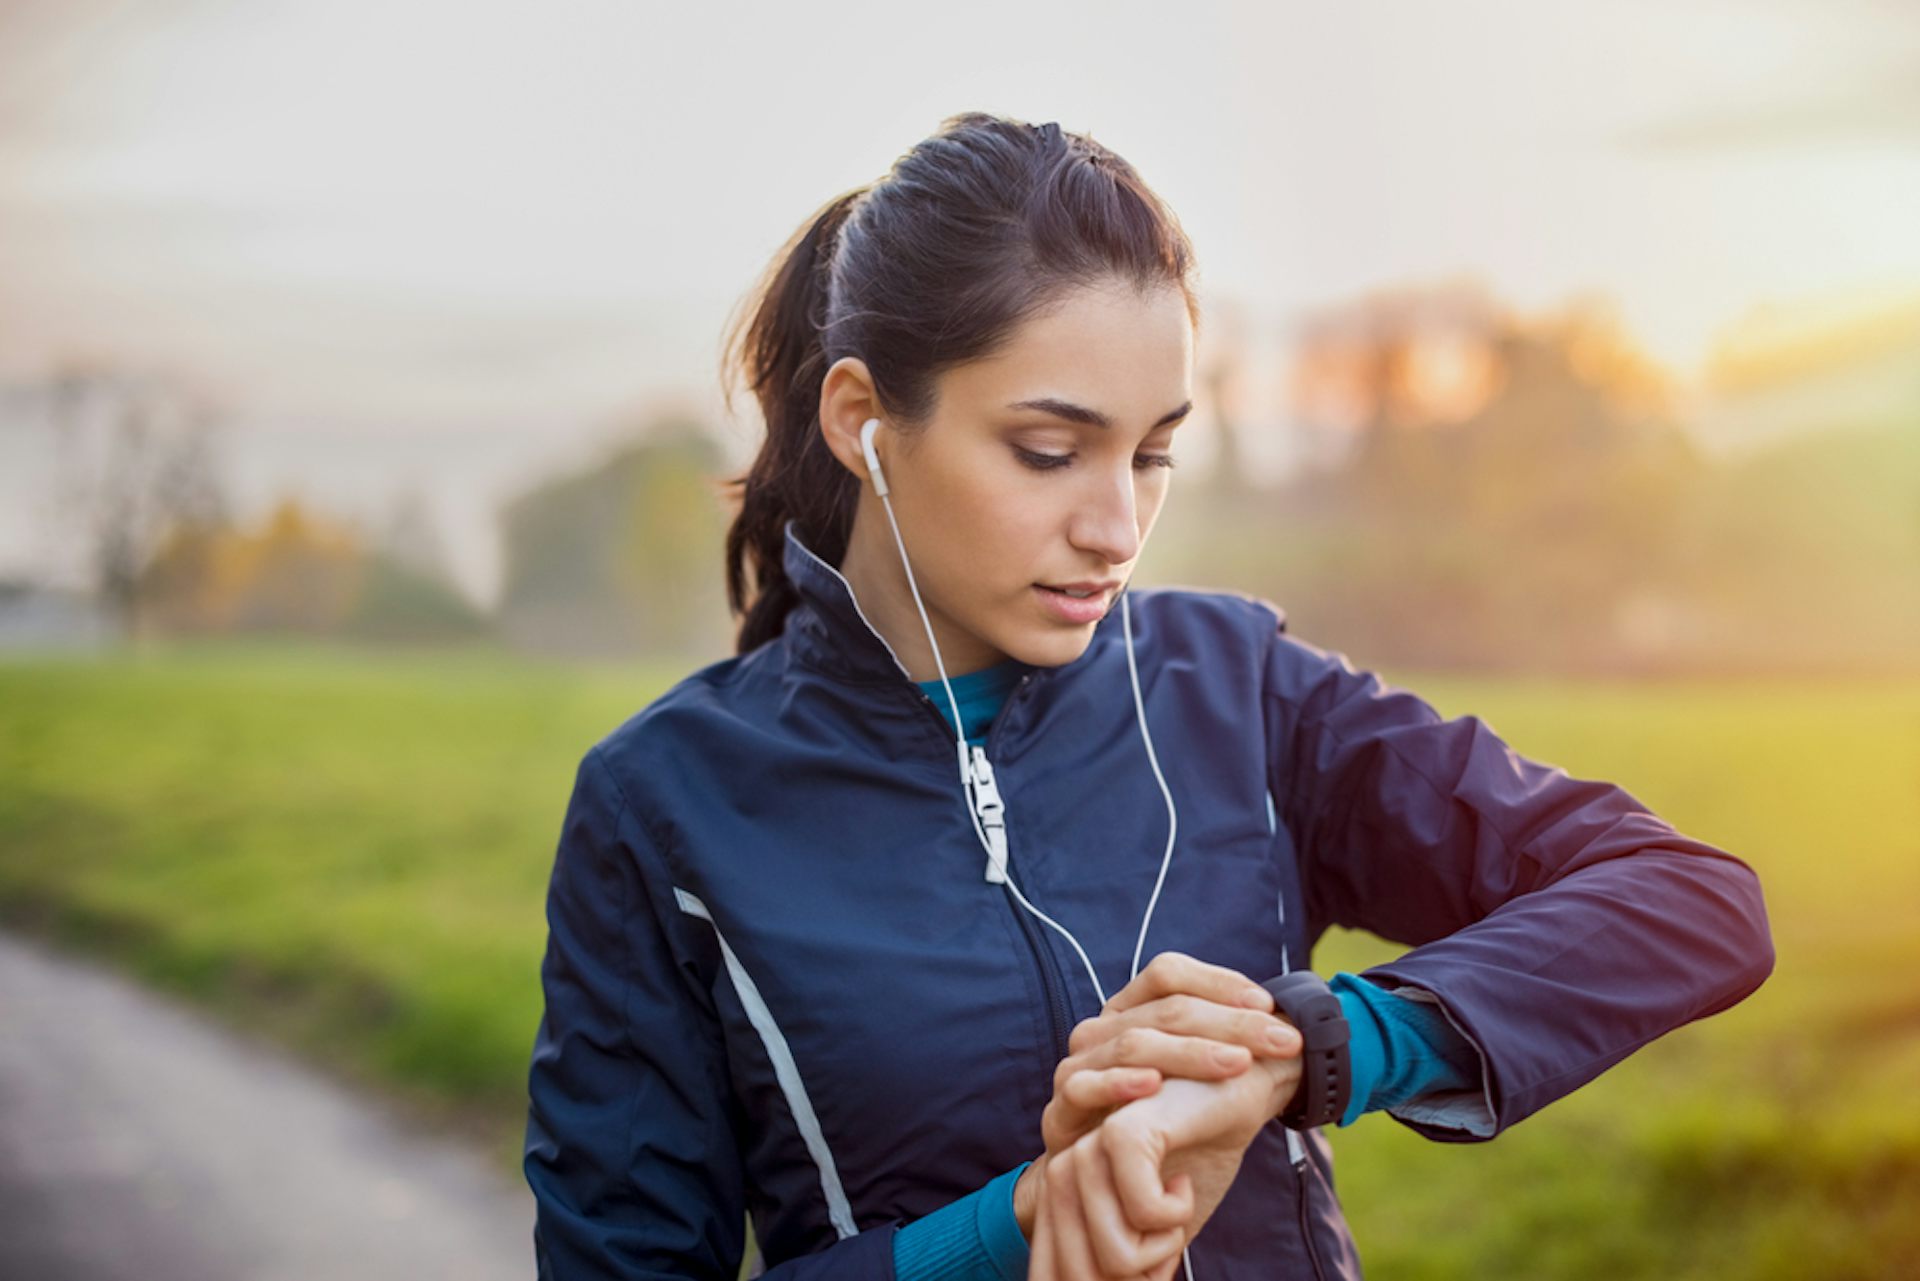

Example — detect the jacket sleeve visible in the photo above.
[524,745,902,1279]
[1259,616,1775,1143]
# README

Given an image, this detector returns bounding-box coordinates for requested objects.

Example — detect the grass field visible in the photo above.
[2,639,1916,1279]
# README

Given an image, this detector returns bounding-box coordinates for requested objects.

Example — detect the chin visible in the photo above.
[1014,629,1096,669]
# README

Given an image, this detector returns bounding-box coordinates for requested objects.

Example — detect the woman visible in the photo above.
[522,112,1774,1281]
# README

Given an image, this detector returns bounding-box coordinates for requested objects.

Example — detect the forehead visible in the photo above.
[941,279,1193,425]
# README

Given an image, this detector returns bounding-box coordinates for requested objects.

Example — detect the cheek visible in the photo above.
[989,496,1062,577]
[1137,482,1169,528]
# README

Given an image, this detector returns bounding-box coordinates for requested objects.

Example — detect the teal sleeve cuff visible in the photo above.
[977,1160,1032,1280]
[1330,972,1481,1127]
[891,1161,1031,1281]
[1330,978,1388,1127]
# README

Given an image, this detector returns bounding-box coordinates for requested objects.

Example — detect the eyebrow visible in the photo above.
[1005,397,1193,431]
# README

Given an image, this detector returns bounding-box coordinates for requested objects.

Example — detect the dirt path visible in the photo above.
[0,928,535,1280]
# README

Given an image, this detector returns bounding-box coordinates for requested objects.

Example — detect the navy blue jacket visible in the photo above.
[523,518,1775,1280]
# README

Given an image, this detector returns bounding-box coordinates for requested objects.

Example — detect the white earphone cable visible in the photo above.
[874,482,969,748]
[1122,588,1180,985]
[869,455,1196,1281]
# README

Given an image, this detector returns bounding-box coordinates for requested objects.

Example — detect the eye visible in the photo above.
[1012,446,1073,471]
[1012,446,1180,473]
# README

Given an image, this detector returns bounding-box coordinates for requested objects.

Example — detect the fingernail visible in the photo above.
[1238,987,1272,1010]
[1211,1044,1246,1068]
[1268,1026,1299,1052]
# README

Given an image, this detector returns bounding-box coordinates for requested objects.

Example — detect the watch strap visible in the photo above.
[1260,970,1352,1130]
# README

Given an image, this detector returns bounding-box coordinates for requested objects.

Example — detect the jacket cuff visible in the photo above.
[978,1161,1032,1280]
[1355,976,1498,1139]
[1328,978,1389,1127]
[890,1161,1030,1281]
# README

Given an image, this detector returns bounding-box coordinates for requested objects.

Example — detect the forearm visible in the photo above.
[1360,849,1773,1138]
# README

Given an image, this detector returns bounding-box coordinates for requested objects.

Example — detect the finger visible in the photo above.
[1075,1131,1187,1278]
[1061,1066,1162,1114]
[1075,1027,1258,1082]
[1044,1067,1161,1155]
[1142,1174,1193,1281]
[1028,1157,1058,1281]
[1101,1114,1193,1234]
[1043,1145,1103,1280]
[1162,1177,1195,1280]
[1104,951,1275,1017]
[1028,1182,1053,1281]
[1093,995,1301,1060]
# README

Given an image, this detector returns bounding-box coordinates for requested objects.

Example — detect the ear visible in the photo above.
[819,356,885,487]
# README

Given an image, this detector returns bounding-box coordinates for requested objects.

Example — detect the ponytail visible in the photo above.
[719,186,867,655]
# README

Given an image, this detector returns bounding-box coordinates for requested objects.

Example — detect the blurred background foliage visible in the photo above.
[7,280,1915,675]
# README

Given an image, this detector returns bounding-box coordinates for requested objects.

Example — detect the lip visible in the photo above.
[1033,583,1111,624]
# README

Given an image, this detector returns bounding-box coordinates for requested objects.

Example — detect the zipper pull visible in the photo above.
[1286,1127,1306,1167]
[968,744,1010,883]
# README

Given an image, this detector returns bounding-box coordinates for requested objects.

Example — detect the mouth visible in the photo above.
[1033,583,1111,623]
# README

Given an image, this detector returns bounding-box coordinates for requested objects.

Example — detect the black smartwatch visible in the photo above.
[1260,970,1351,1131]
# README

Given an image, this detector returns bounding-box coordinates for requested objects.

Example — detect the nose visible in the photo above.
[1067,459,1143,567]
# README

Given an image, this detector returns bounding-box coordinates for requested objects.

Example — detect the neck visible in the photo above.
[837,501,1006,684]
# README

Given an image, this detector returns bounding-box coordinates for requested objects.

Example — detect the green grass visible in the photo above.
[2,639,1916,1277]
[0,638,687,1165]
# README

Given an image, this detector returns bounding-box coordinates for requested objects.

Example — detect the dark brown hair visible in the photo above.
[718,111,1202,655]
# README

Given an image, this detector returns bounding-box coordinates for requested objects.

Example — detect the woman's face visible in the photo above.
[824,275,1194,680]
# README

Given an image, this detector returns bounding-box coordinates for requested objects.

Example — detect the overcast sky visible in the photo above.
[3,0,1916,601]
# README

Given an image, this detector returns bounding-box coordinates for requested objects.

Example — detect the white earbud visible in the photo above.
[859,417,889,498]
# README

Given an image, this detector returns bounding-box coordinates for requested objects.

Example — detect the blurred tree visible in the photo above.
[44,359,231,640]
[497,412,731,659]
[238,499,364,631]
[340,554,492,643]
[140,497,360,634]
[1198,295,1253,499]
[139,493,491,644]
[1156,283,1730,673]
[342,490,492,643]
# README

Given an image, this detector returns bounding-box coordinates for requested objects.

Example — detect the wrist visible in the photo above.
[1013,1155,1041,1240]
[1256,1053,1297,1121]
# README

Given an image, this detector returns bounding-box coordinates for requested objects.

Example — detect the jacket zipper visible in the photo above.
[824,540,1077,1068]
[1010,887,1073,1060]
[914,673,1076,1062]
[910,676,1074,1064]
[978,673,1075,1062]
[1295,1148,1329,1281]
[964,670,1313,1279]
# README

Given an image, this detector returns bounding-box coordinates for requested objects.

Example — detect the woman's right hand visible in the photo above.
[1016,952,1302,1238]
[1027,1142,1189,1281]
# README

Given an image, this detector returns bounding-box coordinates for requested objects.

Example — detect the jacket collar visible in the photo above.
[778,517,1127,688]
[780,518,918,684]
